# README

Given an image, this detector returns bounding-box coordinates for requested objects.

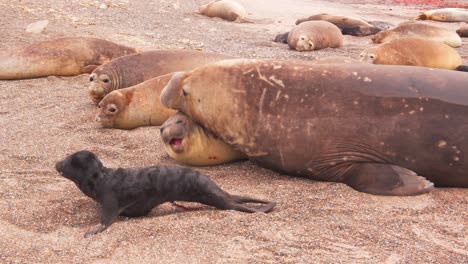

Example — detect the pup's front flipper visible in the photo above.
[343,163,434,196]
[84,195,120,238]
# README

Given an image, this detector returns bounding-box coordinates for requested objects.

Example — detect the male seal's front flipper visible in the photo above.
[343,163,434,196]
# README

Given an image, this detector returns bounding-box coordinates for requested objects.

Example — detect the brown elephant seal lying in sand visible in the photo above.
[295,14,381,36]
[372,22,462,48]
[416,8,468,23]
[287,21,343,51]
[56,150,275,237]
[96,73,176,129]
[161,59,468,196]
[88,50,233,103]
[0,37,138,80]
[160,112,247,166]
[360,37,464,70]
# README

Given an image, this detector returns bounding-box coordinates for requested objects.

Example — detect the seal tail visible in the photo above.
[230,195,276,213]
[455,65,468,72]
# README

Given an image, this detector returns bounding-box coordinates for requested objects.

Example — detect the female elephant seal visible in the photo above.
[287,21,343,51]
[160,112,247,166]
[96,73,177,129]
[0,37,138,80]
[199,0,249,22]
[88,50,233,104]
[295,14,381,36]
[360,37,463,70]
[416,8,468,22]
[161,59,468,196]
[372,22,462,48]
[457,23,468,37]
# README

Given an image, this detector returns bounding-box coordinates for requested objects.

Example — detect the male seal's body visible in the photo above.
[88,50,233,103]
[295,14,381,36]
[55,151,275,237]
[161,59,468,196]
[0,37,138,80]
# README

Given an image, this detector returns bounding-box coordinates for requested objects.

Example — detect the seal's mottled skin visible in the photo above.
[160,112,247,166]
[55,150,275,237]
[161,59,468,196]
[199,0,248,22]
[417,8,468,23]
[0,37,138,80]
[287,21,343,51]
[372,22,462,48]
[360,37,462,70]
[457,23,468,37]
[295,14,380,36]
[88,50,233,103]
[96,73,177,129]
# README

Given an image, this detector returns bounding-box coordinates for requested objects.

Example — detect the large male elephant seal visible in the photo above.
[160,112,247,166]
[416,8,468,23]
[161,59,468,196]
[88,50,233,103]
[56,150,275,237]
[96,73,177,129]
[372,22,462,48]
[0,37,138,80]
[288,21,343,51]
[360,37,463,70]
[295,14,381,36]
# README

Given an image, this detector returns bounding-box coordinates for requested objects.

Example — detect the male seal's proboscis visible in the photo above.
[161,59,468,196]
[0,37,138,80]
[96,73,177,129]
[160,112,247,166]
[88,50,233,104]
[55,150,275,237]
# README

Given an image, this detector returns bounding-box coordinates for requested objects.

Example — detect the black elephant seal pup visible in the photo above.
[55,150,276,237]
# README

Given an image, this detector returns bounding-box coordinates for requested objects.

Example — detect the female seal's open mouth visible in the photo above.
[170,138,183,150]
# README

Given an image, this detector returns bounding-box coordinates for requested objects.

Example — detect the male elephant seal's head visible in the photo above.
[160,71,189,112]
[95,91,126,128]
[160,112,192,154]
[88,67,118,104]
[55,150,103,182]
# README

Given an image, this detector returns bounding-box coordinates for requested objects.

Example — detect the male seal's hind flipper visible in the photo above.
[343,163,434,196]
[230,195,276,213]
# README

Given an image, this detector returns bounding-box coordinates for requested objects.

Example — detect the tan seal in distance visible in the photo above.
[160,112,247,166]
[88,50,233,104]
[0,37,138,80]
[295,13,381,36]
[161,59,468,196]
[287,21,343,51]
[360,37,462,70]
[371,22,462,48]
[416,8,468,23]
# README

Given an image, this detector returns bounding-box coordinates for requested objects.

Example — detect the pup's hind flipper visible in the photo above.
[230,195,276,213]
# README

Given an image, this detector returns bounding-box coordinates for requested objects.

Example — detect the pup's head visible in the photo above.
[55,150,103,183]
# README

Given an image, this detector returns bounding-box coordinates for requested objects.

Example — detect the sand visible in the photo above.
[0,0,467,263]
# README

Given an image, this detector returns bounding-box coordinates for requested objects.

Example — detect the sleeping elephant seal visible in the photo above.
[199,0,249,22]
[295,13,381,36]
[88,50,233,103]
[0,37,138,80]
[372,22,462,48]
[360,37,463,70]
[160,112,247,166]
[96,73,177,129]
[457,23,468,37]
[161,59,468,196]
[416,8,468,22]
[288,21,343,51]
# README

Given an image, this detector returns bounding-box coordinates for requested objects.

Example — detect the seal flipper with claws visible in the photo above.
[55,150,275,237]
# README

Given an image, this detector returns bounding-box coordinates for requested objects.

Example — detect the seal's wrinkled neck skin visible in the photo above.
[160,71,187,112]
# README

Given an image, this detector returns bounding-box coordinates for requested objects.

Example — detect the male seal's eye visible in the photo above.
[109,107,116,113]
[103,79,110,83]
[182,89,188,96]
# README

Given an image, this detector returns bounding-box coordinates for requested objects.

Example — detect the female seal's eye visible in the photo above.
[176,120,183,124]
[103,79,110,83]
[89,76,94,82]
[109,107,116,113]
[182,89,188,96]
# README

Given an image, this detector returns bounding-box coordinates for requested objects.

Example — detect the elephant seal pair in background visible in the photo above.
[56,150,275,237]
[161,59,468,196]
